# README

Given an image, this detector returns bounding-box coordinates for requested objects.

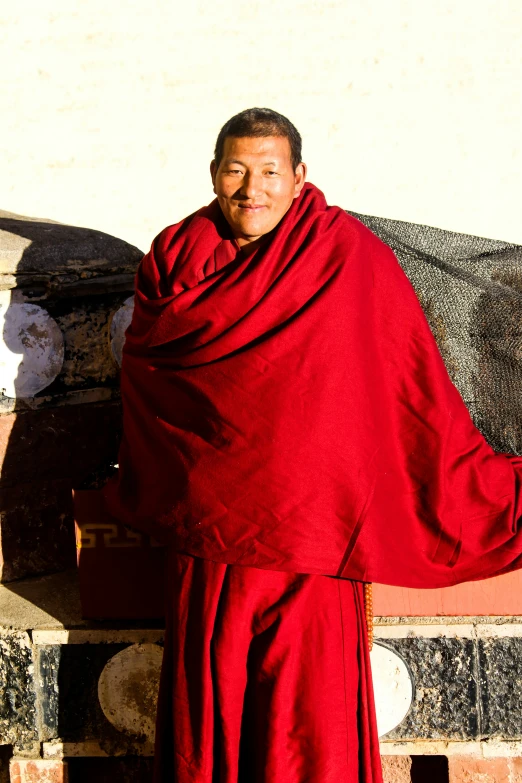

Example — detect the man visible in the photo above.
[104,108,522,782]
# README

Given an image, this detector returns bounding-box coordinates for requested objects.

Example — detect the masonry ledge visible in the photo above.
[0,569,161,633]
[2,569,522,635]
[380,739,522,758]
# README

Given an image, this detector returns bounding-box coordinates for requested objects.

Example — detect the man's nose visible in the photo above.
[241,172,263,199]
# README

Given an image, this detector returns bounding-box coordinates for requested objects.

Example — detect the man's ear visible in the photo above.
[293,162,307,198]
[210,160,217,194]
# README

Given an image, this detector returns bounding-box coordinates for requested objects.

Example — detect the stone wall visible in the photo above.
[0,210,142,582]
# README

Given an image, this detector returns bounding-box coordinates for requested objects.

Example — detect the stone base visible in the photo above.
[2,573,522,783]
[11,754,522,783]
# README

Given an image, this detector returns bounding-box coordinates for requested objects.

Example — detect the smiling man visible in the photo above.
[105,108,522,783]
[210,121,306,252]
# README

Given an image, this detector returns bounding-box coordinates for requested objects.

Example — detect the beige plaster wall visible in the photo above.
[1,0,521,252]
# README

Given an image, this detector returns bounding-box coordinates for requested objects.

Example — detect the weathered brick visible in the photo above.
[381,755,412,783]
[508,757,522,783]
[448,756,509,783]
[9,759,68,783]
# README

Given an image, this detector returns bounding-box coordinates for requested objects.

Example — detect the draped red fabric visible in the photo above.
[103,182,522,588]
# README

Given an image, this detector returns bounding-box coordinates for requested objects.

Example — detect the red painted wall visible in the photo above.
[373,571,522,616]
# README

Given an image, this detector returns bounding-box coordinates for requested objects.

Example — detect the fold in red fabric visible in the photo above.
[104,182,522,588]
[153,549,382,783]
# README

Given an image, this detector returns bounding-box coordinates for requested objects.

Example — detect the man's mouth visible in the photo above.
[238,204,266,211]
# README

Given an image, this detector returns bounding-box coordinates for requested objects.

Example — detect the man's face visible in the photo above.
[210,135,307,247]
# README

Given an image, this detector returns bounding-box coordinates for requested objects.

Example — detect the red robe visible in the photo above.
[153,551,381,783]
[104,183,522,781]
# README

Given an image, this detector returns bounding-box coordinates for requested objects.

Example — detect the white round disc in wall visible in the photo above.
[0,299,64,398]
[98,643,163,745]
[110,296,134,367]
[370,642,413,737]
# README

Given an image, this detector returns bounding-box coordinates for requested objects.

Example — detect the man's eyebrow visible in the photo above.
[223,159,279,166]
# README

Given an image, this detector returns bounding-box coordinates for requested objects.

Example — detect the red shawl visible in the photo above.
[104,183,522,588]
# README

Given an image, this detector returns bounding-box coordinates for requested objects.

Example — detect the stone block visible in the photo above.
[9,759,68,783]
[479,638,522,738]
[381,755,412,783]
[0,210,142,280]
[383,638,479,740]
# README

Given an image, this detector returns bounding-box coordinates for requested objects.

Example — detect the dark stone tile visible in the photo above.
[57,643,129,743]
[0,633,37,749]
[479,637,522,738]
[382,637,479,740]
[35,646,60,741]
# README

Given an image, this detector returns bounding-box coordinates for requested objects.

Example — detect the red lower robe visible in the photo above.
[153,551,381,783]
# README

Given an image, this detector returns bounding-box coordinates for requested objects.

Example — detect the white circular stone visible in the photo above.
[0,298,64,398]
[110,296,134,367]
[370,642,413,737]
[98,643,163,743]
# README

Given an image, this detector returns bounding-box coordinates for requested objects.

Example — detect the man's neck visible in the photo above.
[234,233,271,258]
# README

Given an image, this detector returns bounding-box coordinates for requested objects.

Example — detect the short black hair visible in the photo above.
[213,108,302,171]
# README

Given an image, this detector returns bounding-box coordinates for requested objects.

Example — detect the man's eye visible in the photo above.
[228,169,242,174]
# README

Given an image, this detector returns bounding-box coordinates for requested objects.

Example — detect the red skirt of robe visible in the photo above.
[153,549,383,783]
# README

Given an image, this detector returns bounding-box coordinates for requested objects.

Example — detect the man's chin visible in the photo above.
[234,222,271,241]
